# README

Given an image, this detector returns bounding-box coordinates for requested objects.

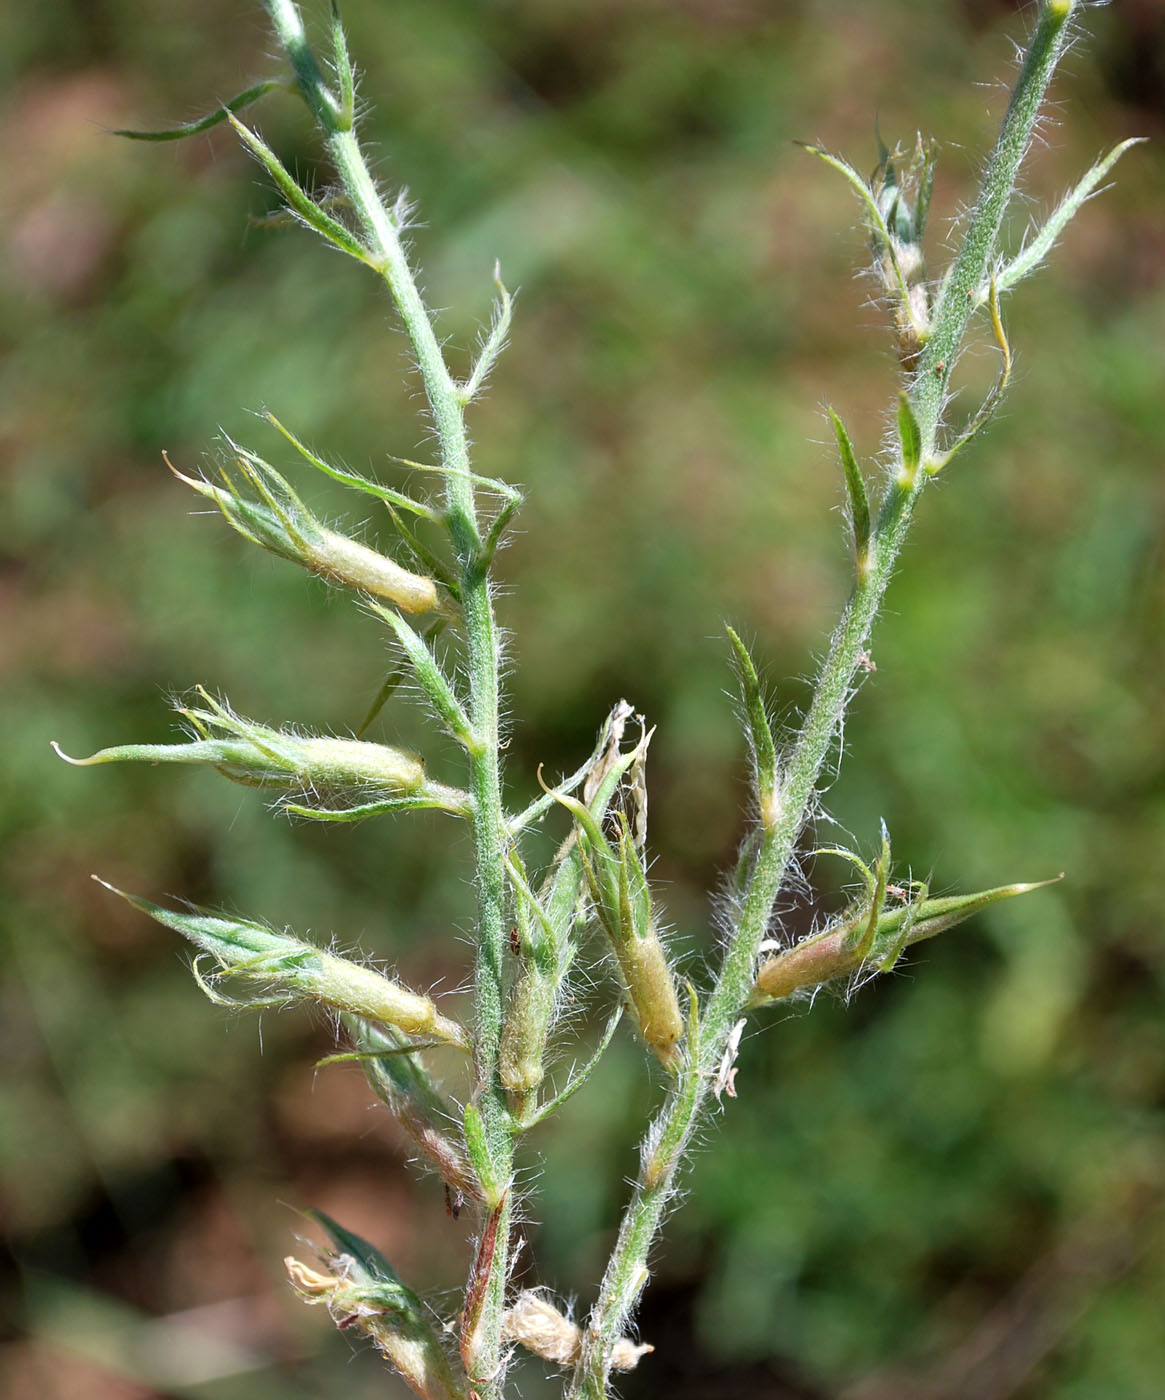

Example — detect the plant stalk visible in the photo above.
[262,3,514,1393]
[568,4,1078,1394]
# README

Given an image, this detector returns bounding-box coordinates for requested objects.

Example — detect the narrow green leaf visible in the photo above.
[993,138,1146,298]
[798,142,895,248]
[225,111,371,263]
[828,409,871,573]
[283,789,471,821]
[388,453,521,505]
[914,140,937,240]
[897,391,922,482]
[929,276,1013,473]
[460,263,514,403]
[358,619,446,738]
[369,604,477,750]
[385,503,460,599]
[463,1103,502,1207]
[480,486,523,569]
[726,627,779,826]
[264,413,438,520]
[878,874,1063,950]
[798,140,915,309]
[112,81,286,141]
[518,1007,623,1130]
[329,2,356,130]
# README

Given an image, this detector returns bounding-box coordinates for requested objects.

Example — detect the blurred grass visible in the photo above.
[1,1,1162,1397]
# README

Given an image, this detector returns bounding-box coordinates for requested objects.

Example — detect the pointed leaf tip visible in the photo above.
[111,80,287,142]
[302,1207,400,1284]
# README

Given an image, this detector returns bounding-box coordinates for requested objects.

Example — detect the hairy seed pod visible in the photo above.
[615,927,684,1070]
[307,527,438,613]
[169,449,439,614]
[499,966,556,1095]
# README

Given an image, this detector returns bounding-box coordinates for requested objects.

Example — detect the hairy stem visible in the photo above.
[569,4,1079,1394]
[262,2,513,1392]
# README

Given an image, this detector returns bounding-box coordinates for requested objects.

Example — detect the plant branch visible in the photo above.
[261,2,514,1393]
[569,5,1082,1394]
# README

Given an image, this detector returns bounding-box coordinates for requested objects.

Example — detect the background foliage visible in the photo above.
[1,1,1162,1397]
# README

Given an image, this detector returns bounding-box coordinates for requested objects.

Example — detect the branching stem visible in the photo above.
[568,4,1079,1394]
[262,2,513,1392]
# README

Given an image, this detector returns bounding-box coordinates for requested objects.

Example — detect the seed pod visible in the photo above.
[498,853,574,1107]
[168,444,438,613]
[752,876,1060,1005]
[576,807,683,1069]
[499,964,557,1095]
[614,925,684,1066]
[97,883,471,1049]
[54,689,469,816]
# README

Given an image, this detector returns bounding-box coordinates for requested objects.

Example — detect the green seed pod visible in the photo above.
[499,965,556,1095]
[169,445,438,613]
[752,877,1060,1005]
[97,883,471,1050]
[53,689,471,816]
[614,925,684,1070]
[539,761,685,1070]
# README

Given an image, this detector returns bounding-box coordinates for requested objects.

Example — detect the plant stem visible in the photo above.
[262,3,514,1393]
[568,4,1078,1394]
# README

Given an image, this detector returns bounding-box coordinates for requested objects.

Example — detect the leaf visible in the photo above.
[798,140,915,309]
[225,111,372,263]
[914,140,937,240]
[462,1103,503,1207]
[357,620,447,737]
[282,790,471,821]
[878,875,1064,951]
[897,391,922,482]
[112,81,286,141]
[369,604,478,750]
[518,1007,624,1130]
[460,262,514,403]
[726,627,778,824]
[263,413,438,520]
[828,408,871,573]
[928,276,1013,473]
[329,2,356,130]
[993,138,1146,298]
[304,1208,400,1284]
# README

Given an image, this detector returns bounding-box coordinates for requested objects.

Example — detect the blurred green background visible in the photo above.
[2,1,1162,1397]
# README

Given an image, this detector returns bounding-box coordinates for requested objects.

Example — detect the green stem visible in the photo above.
[913,0,1078,430]
[568,4,1078,1394]
[262,3,513,1394]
